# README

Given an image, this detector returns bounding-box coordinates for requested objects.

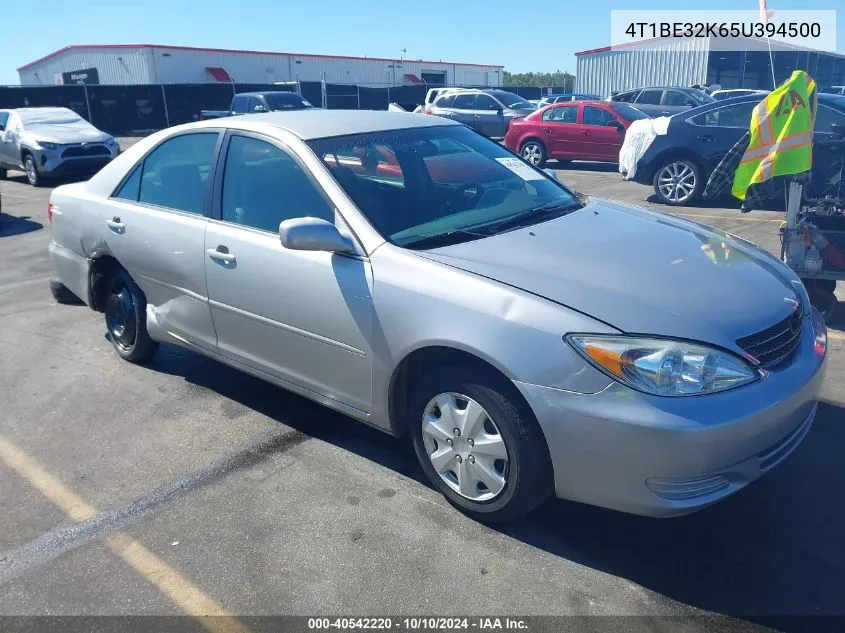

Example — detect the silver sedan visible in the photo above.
[47,110,827,522]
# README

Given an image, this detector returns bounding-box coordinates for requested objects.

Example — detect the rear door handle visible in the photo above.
[697,134,716,142]
[543,127,552,133]
[105,216,125,233]
[206,247,236,264]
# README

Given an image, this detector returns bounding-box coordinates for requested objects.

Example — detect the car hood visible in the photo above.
[23,119,109,144]
[417,199,801,348]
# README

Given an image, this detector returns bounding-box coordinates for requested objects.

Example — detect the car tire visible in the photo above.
[23,154,42,187]
[408,365,553,523]
[49,279,83,305]
[652,158,703,206]
[519,140,546,167]
[104,268,158,363]
[0,167,7,180]
[807,286,839,322]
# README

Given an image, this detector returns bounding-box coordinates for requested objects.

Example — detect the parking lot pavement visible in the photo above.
[2,160,845,632]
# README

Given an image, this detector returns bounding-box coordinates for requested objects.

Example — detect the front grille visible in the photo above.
[736,303,804,369]
[62,144,110,158]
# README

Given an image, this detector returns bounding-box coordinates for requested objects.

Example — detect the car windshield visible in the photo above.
[265,93,312,110]
[19,109,83,125]
[690,90,716,105]
[492,92,534,109]
[308,125,581,248]
[611,104,649,120]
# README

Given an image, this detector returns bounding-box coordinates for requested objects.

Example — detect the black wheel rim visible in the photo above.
[105,285,136,352]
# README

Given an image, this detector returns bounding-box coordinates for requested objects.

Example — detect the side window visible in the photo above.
[435,94,455,108]
[664,91,698,107]
[231,96,249,114]
[452,94,477,109]
[542,105,577,123]
[636,90,663,105]
[583,106,615,126]
[137,133,219,213]
[476,94,500,111]
[222,135,334,233]
[114,165,142,201]
[815,105,845,134]
[615,91,639,103]
[0,112,8,130]
[692,102,756,127]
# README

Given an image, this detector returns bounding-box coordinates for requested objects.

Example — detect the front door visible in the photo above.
[204,132,374,412]
[473,93,506,137]
[450,93,478,129]
[105,130,221,352]
[580,105,625,161]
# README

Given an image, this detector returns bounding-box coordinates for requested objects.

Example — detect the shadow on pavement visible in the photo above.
[554,161,618,173]
[143,342,844,631]
[0,213,42,237]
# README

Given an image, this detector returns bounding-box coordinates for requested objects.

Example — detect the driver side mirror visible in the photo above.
[831,122,845,136]
[279,217,356,254]
[606,119,624,131]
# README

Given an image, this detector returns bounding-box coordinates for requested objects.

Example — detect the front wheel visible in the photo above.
[652,159,702,206]
[409,366,553,523]
[104,268,158,363]
[24,155,42,187]
[519,140,546,167]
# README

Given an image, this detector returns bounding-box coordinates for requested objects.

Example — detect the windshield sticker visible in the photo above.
[495,157,545,180]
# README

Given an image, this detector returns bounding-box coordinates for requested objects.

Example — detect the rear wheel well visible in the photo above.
[518,137,545,151]
[89,256,122,312]
[388,346,537,438]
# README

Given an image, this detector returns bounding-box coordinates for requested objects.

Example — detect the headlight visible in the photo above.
[38,141,58,150]
[566,335,760,396]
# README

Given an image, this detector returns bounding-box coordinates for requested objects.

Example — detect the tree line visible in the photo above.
[502,70,576,90]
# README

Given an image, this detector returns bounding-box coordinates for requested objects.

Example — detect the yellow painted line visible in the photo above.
[674,213,782,223]
[0,435,250,633]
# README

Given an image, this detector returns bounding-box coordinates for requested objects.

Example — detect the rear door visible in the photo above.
[450,93,478,128]
[105,130,222,351]
[580,105,626,161]
[686,101,757,172]
[540,104,581,159]
[633,89,665,117]
[474,93,505,137]
[663,90,700,116]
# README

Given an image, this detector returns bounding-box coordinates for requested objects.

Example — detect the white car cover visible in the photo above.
[618,116,672,181]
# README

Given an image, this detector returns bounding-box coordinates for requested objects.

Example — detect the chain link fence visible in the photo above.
[0,82,574,136]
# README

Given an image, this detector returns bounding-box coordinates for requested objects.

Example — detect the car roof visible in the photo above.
[205,109,460,140]
[236,91,301,97]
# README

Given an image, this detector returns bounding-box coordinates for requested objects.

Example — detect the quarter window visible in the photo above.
[136,133,218,213]
[221,135,334,233]
[231,96,249,114]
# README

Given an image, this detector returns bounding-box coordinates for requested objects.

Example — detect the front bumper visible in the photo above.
[515,315,827,517]
[32,146,117,177]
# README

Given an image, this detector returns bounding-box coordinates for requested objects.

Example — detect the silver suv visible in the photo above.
[0,107,120,186]
[427,89,536,138]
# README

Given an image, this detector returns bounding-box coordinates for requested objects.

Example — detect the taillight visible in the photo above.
[48,201,54,223]
[424,108,432,115]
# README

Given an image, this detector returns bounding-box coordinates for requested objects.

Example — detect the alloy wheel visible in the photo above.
[25,158,38,186]
[520,143,543,166]
[421,392,509,501]
[657,161,696,204]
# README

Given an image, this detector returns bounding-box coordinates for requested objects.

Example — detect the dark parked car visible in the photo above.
[504,101,648,166]
[630,93,845,206]
[537,93,602,106]
[427,89,536,138]
[609,87,715,118]
[199,91,314,120]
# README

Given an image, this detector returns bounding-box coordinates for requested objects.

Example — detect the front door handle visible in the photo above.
[206,246,236,264]
[697,134,716,142]
[105,216,125,233]
[583,130,592,136]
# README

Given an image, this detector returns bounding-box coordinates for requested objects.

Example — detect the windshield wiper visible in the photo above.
[481,201,583,234]
[400,229,489,250]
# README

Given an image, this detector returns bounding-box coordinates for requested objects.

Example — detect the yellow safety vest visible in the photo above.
[732,70,817,201]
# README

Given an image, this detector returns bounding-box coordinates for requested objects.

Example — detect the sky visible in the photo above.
[4,0,844,85]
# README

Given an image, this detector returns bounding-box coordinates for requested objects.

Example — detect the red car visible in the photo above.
[503,101,648,166]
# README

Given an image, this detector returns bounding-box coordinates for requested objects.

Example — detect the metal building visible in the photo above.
[575,37,845,98]
[17,44,503,88]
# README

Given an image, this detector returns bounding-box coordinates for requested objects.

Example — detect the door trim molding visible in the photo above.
[208,299,368,358]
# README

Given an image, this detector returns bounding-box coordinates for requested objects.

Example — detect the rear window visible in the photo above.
[611,103,649,121]
[264,93,312,110]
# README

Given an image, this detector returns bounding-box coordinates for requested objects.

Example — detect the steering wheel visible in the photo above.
[453,182,485,210]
